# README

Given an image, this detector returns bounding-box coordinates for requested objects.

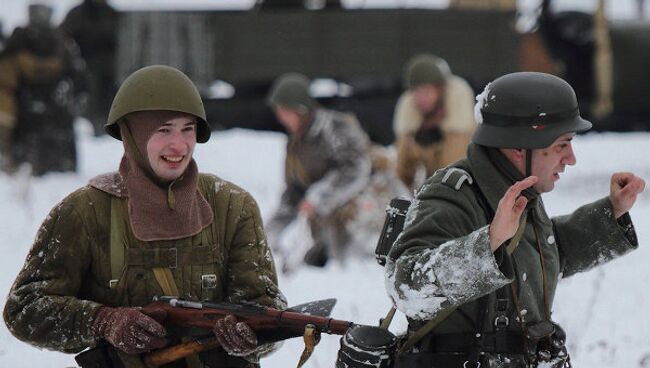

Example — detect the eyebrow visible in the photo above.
[160,120,196,127]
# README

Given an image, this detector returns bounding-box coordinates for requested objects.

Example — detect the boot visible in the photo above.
[303,242,328,268]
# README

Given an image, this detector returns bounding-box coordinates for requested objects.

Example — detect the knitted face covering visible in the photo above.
[118,111,213,241]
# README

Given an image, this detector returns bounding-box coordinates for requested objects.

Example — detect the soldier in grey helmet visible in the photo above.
[4,65,287,367]
[385,72,644,367]
[265,72,372,271]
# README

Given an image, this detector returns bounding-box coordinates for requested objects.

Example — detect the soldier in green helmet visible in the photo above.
[385,72,644,367]
[3,65,287,367]
[265,72,373,270]
[393,53,476,190]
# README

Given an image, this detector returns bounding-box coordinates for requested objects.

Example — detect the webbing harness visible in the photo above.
[108,189,216,368]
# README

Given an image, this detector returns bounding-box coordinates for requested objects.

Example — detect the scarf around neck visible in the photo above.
[118,113,213,242]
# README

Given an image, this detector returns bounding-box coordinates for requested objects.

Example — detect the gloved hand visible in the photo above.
[91,306,168,355]
[213,314,258,356]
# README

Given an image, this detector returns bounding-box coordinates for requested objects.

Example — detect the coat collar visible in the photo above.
[89,171,128,197]
[466,144,551,225]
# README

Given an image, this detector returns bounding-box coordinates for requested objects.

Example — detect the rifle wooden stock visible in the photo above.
[141,300,354,367]
[144,336,220,368]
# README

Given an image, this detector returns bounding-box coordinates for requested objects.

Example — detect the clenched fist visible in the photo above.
[609,172,645,219]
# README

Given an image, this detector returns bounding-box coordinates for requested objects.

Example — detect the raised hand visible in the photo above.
[489,176,539,252]
[609,172,645,219]
[298,200,316,219]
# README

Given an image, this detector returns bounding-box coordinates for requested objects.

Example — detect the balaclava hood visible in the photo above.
[118,110,213,241]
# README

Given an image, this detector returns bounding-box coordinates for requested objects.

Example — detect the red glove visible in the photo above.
[91,307,168,355]
[213,314,258,356]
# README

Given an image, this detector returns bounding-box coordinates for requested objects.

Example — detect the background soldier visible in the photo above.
[393,53,476,191]
[265,73,372,270]
[3,65,286,367]
[61,0,118,136]
[0,3,88,176]
[385,72,644,367]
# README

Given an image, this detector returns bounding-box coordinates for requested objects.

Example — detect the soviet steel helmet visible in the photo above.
[472,72,592,149]
[266,73,318,112]
[403,53,451,90]
[105,65,211,143]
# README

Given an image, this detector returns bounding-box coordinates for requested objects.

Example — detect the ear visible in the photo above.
[500,148,526,165]
[512,148,526,162]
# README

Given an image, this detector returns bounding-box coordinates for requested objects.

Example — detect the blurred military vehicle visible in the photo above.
[105,0,650,145]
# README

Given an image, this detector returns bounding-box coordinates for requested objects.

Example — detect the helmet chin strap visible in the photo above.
[525,149,533,178]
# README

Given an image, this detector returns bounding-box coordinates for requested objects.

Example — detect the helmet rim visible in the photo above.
[104,65,211,143]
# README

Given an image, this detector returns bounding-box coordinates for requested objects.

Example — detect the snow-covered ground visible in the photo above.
[0,123,649,367]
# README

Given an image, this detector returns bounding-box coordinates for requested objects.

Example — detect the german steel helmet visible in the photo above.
[472,72,592,149]
[105,65,211,143]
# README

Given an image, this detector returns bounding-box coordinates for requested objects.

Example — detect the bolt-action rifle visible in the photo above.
[75,296,354,368]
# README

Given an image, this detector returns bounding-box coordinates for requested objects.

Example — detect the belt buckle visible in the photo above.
[463,361,481,368]
[494,315,509,328]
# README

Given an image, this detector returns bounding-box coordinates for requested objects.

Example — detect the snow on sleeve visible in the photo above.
[385,226,511,320]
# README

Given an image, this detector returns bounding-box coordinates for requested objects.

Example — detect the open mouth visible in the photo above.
[162,155,184,163]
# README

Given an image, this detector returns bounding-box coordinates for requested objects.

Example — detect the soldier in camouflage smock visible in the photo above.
[3,65,286,368]
[385,72,644,367]
[265,73,372,269]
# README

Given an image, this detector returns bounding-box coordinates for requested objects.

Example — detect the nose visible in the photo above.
[167,130,187,150]
[562,144,577,166]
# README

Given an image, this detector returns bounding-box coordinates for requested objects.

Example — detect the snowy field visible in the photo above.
[0,123,649,367]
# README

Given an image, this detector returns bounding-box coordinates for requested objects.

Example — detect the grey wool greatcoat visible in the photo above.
[385,143,638,367]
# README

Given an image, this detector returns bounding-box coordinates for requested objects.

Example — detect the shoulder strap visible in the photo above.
[151,268,180,296]
[109,197,125,288]
[109,196,200,368]
[110,196,181,296]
